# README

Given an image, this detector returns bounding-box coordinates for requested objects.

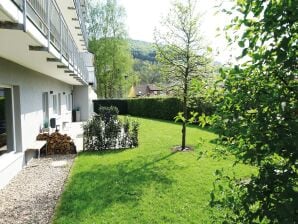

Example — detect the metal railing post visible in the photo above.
[59,11,62,59]
[23,0,27,32]
[47,0,51,51]
[72,39,75,67]
[66,29,69,61]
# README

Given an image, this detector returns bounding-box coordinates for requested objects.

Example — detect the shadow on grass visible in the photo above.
[79,147,133,156]
[55,151,178,222]
[125,116,217,133]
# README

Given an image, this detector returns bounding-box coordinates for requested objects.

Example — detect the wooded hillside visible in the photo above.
[128,39,156,63]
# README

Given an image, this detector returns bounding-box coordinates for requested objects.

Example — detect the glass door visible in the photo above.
[0,87,14,155]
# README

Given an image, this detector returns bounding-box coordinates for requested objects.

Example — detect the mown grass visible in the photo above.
[53,117,253,224]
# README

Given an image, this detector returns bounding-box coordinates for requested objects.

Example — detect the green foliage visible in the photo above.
[129,119,139,147]
[127,39,163,86]
[129,39,157,63]
[188,66,221,113]
[133,59,161,84]
[127,98,182,121]
[155,0,212,149]
[174,111,199,124]
[87,0,133,98]
[197,113,215,128]
[94,99,128,114]
[87,0,126,40]
[83,106,139,150]
[89,38,133,98]
[127,39,162,85]
[211,0,298,223]
[94,97,215,121]
[97,106,119,123]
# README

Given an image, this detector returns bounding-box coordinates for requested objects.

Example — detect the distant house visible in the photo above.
[128,84,163,97]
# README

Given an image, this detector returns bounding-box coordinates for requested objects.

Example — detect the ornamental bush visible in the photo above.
[83,106,139,151]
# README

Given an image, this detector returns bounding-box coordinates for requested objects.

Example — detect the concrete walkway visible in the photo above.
[62,121,85,152]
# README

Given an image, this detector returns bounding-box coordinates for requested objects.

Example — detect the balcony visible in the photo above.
[82,52,97,90]
[0,0,95,86]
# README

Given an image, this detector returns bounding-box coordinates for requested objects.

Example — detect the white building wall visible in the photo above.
[0,57,73,151]
[73,86,97,121]
[0,152,23,189]
[89,87,97,117]
[0,57,74,189]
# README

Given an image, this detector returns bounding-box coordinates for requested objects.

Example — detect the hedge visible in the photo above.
[93,97,214,121]
[94,99,128,114]
[128,98,182,120]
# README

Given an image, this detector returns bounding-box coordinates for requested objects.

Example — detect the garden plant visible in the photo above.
[83,106,139,151]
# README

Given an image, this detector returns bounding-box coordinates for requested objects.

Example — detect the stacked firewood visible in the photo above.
[36,132,76,155]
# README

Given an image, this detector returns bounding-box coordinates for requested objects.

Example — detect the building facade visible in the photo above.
[0,0,97,188]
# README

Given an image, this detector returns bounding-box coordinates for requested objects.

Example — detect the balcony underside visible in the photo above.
[0,29,83,85]
[0,0,87,85]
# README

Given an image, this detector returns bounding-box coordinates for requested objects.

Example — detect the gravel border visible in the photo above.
[0,155,76,224]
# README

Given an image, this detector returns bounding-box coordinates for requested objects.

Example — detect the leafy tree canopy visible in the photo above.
[155,0,212,149]
[87,0,133,98]
[211,0,298,223]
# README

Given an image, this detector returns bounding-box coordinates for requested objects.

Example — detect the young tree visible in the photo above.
[211,0,298,223]
[154,0,210,150]
[87,0,133,98]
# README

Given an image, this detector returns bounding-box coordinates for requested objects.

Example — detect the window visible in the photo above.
[53,95,57,114]
[58,93,61,115]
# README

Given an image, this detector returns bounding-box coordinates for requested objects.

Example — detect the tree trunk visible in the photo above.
[181,79,188,150]
[182,120,186,149]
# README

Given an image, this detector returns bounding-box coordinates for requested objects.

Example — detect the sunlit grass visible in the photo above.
[53,117,253,224]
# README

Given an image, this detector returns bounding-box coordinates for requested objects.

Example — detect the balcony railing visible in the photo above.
[74,0,88,47]
[11,0,89,84]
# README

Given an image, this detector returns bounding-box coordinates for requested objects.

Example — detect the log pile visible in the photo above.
[36,132,76,155]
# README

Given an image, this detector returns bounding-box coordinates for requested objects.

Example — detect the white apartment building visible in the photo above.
[0,0,97,188]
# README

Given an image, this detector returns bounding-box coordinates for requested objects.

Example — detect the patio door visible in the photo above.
[0,87,15,155]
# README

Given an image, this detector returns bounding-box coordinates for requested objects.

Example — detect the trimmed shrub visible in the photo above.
[128,97,183,120]
[83,106,139,151]
[97,106,119,123]
[93,97,215,121]
[93,99,128,114]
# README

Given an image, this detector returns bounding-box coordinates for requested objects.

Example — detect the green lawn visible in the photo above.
[53,117,252,224]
